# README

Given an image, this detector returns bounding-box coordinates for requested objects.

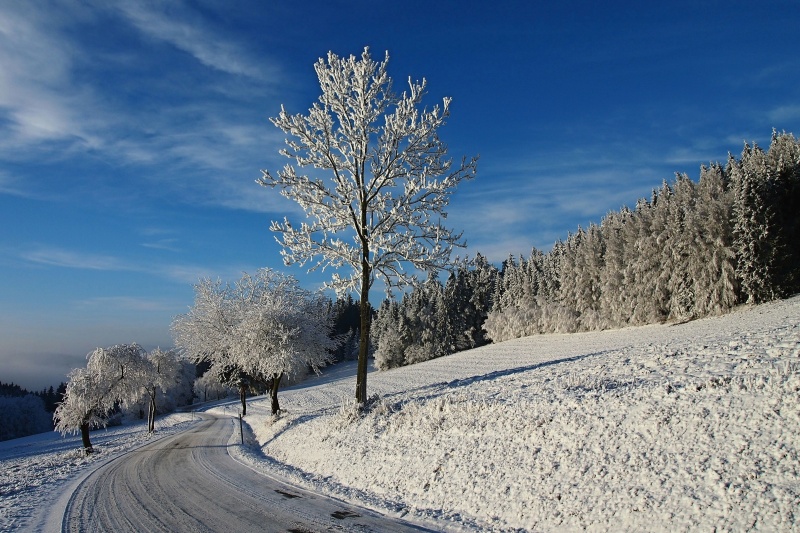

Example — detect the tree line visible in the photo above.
[0,381,66,441]
[372,130,800,363]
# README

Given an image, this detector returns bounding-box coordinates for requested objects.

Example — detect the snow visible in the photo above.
[237,296,800,531]
[2,296,799,532]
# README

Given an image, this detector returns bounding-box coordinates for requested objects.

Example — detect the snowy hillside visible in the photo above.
[233,296,800,532]
[2,296,798,532]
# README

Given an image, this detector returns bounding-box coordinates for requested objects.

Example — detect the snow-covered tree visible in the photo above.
[230,270,337,414]
[373,299,407,370]
[731,132,800,303]
[689,164,737,316]
[598,208,632,326]
[54,344,149,454]
[172,269,337,415]
[258,47,477,403]
[171,277,249,411]
[141,348,182,433]
[194,372,234,402]
[663,174,696,320]
[730,143,776,303]
[765,131,800,296]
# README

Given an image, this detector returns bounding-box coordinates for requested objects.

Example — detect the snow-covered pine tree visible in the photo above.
[731,143,777,303]
[766,131,800,296]
[465,253,499,346]
[573,223,605,330]
[373,299,408,370]
[691,163,737,315]
[444,270,470,352]
[664,173,697,320]
[627,192,662,324]
[598,208,631,327]
[557,229,584,332]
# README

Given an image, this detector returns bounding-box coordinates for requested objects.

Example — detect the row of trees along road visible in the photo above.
[171,269,338,416]
[54,344,185,454]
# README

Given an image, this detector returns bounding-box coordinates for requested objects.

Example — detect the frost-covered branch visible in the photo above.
[257,47,476,402]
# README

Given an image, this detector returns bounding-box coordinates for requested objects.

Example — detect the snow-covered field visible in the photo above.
[2,296,799,532]
[237,296,800,532]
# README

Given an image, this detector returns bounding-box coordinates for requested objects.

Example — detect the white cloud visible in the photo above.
[769,105,800,125]
[110,1,280,82]
[20,246,131,271]
[74,296,177,312]
[17,244,249,285]
[0,2,98,148]
[0,1,289,213]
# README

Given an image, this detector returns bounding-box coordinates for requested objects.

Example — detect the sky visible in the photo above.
[1,0,798,391]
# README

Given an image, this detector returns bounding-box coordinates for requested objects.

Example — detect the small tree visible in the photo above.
[258,47,477,403]
[172,277,251,413]
[173,269,337,415]
[141,348,182,433]
[229,269,337,414]
[54,344,148,454]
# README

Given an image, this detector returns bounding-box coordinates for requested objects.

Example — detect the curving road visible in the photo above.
[62,414,429,532]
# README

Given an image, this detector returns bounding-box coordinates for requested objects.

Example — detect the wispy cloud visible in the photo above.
[769,105,800,125]
[141,239,181,252]
[0,2,99,149]
[74,296,177,313]
[449,151,665,261]
[109,1,280,81]
[0,171,36,199]
[17,244,268,286]
[0,1,288,212]
[20,246,132,271]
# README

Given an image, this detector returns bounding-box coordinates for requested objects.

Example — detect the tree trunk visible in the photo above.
[270,373,282,415]
[239,383,247,416]
[356,256,371,404]
[148,393,156,433]
[80,421,93,455]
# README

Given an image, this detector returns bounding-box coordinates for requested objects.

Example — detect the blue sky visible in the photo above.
[2,0,798,390]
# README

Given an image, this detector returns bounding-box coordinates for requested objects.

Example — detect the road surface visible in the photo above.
[62,414,430,532]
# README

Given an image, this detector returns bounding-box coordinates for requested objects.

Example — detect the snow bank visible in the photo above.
[241,296,800,531]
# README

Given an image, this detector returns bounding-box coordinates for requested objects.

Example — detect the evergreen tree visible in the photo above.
[691,164,737,315]
[766,131,800,296]
[599,208,631,327]
[731,144,776,303]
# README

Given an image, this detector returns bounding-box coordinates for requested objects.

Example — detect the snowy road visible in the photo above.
[62,413,429,532]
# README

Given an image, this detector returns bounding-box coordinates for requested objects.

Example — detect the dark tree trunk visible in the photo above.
[356,257,371,404]
[80,421,93,455]
[239,383,247,416]
[270,373,282,415]
[148,393,156,433]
